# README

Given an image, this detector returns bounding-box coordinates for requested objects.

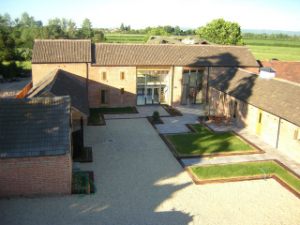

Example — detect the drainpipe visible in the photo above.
[170,66,175,106]
[206,67,210,116]
[86,63,90,107]
[275,117,281,149]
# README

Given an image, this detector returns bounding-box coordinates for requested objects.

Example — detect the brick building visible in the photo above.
[31,39,258,108]
[209,68,300,160]
[0,97,72,197]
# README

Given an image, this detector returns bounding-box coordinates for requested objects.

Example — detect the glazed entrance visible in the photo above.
[137,69,170,105]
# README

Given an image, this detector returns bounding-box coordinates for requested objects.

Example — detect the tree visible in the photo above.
[92,30,105,43]
[0,14,15,61]
[47,18,65,38]
[66,19,77,38]
[196,18,243,45]
[80,18,93,38]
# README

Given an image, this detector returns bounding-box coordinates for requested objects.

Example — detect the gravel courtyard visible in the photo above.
[1,118,300,225]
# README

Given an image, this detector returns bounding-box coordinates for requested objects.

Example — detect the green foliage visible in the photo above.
[196,18,243,45]
[92,30,105,43]
[79,18,93,38]
[152,111,160,122]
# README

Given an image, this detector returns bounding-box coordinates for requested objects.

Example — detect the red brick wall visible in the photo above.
[0,153,72,197]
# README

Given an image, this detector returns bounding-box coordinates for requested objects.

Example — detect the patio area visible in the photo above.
[1,118,300,225]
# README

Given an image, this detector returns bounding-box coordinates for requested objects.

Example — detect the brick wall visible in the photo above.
[209,87,300,162]
[172,66,183,106]
[0,153,72,197]
[32,63,88,85]
[88,66,137,108]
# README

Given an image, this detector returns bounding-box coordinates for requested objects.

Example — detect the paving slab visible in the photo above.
[1,118,300,225]
[104,105,169,119]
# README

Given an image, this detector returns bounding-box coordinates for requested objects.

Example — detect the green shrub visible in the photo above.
[152,111,160,122]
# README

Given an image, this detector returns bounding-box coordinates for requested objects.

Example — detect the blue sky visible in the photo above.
[0,0,299,31]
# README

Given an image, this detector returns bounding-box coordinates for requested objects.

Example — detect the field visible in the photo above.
[103,33,300,61]
[104,33,148,43]
[244,38,300,61]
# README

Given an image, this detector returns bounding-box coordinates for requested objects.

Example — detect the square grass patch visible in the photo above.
[72,171,95,194]
[166,124,255,157]
[189,160,300,194]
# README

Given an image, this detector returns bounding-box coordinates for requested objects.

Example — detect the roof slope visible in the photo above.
[32,39,91,63]
[209,68,300,126]
[0,97,71,158]
[260,61,300,84]
[93,43,258,67]
[27,69,89,116]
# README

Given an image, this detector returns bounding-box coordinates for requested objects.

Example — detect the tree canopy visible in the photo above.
[196,18,243,45]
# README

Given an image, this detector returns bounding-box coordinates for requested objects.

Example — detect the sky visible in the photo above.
[0,0,300,31]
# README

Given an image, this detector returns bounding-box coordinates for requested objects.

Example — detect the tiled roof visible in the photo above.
[260,61,300,84]
[209,68,300,126]
[0,97,71,158]
[32,39,91,63]
[93,43,258,67]
[27,69,89,116]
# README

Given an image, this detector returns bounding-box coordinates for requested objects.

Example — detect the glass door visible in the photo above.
[153,87,159,104]
[146,88,153,104]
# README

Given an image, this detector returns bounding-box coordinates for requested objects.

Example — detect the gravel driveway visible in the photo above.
[1,118,300,225]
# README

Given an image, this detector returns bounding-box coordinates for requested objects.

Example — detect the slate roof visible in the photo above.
[0,97,71,158]
[209,68,300,126]
[27,69,89,116]
[93,43,258,67]
[260,60,300,84]
[32,39,91,63]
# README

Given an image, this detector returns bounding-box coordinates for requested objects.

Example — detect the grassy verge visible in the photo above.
[190,160,300,193]
[166,124,254,156]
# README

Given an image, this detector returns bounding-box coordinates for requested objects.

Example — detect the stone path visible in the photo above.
[104,105,169,119]
[156,105,205,134]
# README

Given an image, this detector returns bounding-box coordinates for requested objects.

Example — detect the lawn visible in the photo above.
[166,124,255,156]
[190,160,300,194]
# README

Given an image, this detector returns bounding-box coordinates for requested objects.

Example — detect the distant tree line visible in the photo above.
[0,12,105,62]
[242,32,300,41]
[1,12,299,64]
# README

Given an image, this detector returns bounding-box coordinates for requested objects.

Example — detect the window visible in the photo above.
[102,71,107,81]
[101,90,108,104]
[120,72,125,80]
[120,88,124,94]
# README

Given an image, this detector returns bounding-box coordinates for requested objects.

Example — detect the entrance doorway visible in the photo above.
[137,69,169,105]
[181,69,204,105]
[146,87,159,104]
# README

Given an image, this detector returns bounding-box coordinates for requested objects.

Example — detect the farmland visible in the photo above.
[243,38,300,61]
[104,33,148,43]
[103,33,300,61]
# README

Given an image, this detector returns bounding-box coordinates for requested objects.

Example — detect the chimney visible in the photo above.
[259,67,276,79]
